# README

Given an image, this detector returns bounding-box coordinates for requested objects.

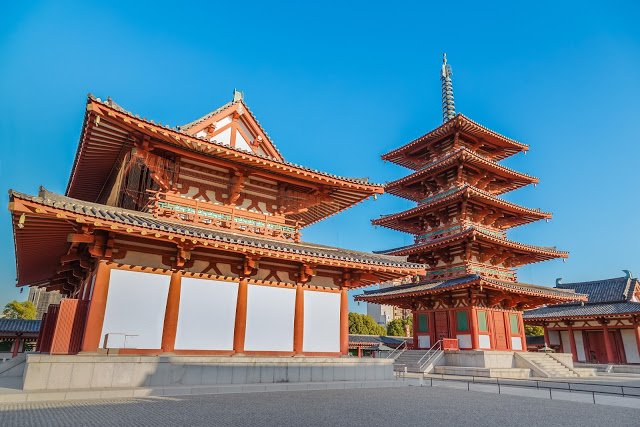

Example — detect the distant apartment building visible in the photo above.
[366,281,411,325]
[27,287,63,319]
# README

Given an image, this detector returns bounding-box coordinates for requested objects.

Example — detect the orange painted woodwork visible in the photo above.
[492,311,508,350]
[340,288,348,355]
[469,308,479,349]
[293,284,304,354]
[567,324,579,362]
[81,261,112,352]
[50,299,89,355]
[442,338,459,350]
[434,311,449,341]
[602,324,616,363]
[161,271,182,353]
[233,279,249,354]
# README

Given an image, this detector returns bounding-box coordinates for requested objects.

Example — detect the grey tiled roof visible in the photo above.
[0,319,41,334]
[11,189,423,270]
[524,275,640,319]
[348,335,408,346]
[524,302,640,319]
[555,276,637,304]
[357,274,580,299]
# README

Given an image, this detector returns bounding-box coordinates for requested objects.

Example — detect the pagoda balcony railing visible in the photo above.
[147,192,300,242]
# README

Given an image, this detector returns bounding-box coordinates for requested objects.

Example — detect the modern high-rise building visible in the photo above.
[27,287,63,319]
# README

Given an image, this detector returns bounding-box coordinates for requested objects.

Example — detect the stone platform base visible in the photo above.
[433,366,531,379]
[22,354,394,391]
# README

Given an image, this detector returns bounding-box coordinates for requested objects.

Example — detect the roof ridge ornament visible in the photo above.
[233,89,243,103]
[555,277,562,286]
[623,270,633,279]
[440,53,456,123]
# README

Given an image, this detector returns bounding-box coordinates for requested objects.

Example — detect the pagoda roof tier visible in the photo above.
[385,147,539,202]
[382,114,529,169]
[355,274,585,308]
[378,227,568,265]
[372,184,551,233]
[66,95,382,226]
[9,189,425,288]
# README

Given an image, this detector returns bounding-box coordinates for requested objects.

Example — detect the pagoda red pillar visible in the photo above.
[602,322,616,363]
[161,271,182,353]
[634,319,640,357]
[233,278,249,354]
[81,260,112,352]
[293,284,304,355]
[567,323,578,362]
[412,311,418,349]
[340,288,349,355]
[470,308,479,349]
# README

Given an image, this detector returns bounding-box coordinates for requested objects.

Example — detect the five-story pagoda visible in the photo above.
[356,55,583,352]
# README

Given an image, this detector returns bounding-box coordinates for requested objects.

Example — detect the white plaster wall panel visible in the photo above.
[174,278,238,350]
[573,331,586,362]
[457,334,472,349]
[560,331,571,353]
[302,291,340,352]
[100,269,170,349]
[478,334,491,349]
[216,117,232,128]
[548,330,560,345]
[211,127,231,146]
[511,337,523,350]
[621,329,640,363]
[238,119,254,142]
[195,130,207,138]
[235,131,253,152]
[418,335,431,349]
[245,285,295,351]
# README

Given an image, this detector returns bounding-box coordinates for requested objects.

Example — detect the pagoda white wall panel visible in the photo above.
[621,329,640,363]
[418,335,431,349]
[235,131,253,152]
[100,270,170,349]
[573,331,586,361]
[174,278,238,350]
[478,334,491,349]
[457,334,472,349]
[303,291,340,353]
[510,337,523,350]
[560,331,571,353]
[244,285,295,351]
[212,127,232,146]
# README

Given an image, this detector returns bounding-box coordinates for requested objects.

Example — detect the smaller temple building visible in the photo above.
[524,272,640,364]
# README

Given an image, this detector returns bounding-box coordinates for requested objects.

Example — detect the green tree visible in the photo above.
[2,300,37,320]
[524,325,544,336]
[348,312,386,335]
[387,316,413,336]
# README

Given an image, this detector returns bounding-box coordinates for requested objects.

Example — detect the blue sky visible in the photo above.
[1,1,638,312]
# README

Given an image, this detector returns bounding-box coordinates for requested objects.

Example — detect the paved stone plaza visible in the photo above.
[0,386,638,427]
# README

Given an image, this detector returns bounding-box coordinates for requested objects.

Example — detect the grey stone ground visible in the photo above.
[0,386,638,427]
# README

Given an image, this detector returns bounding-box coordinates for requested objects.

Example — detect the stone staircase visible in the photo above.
[394,349,442,373]
[517,353,579,378]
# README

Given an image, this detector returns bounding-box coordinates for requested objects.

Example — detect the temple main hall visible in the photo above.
[9,91,423,359]
[356,55,584,352]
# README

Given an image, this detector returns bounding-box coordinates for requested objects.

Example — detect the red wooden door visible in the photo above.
[585,331,607,363]
[492,312,508,350]
[434,311,449,341]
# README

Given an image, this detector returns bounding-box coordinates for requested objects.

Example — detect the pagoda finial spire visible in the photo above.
[440,53,456,122]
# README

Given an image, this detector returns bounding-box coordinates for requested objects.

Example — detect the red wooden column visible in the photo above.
[634,319,640,357]
[567,323,578,362]
[81,260,112,352]
[293,284,304,355]
[412,311,419,349]
[10,337,20,358]
[233,278,249,354]
[470,308,479,349]
[340,288,349,355]
[161,271,182,353]
[518,314,527,352]
[602,322,616,363]
[503,312,512,350]
[543,323,550,347]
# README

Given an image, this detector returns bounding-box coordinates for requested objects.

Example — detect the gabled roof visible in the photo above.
[9,189,425,287]
[382,114,529,169]
[523,274,640,320]
[177,93,284,161]
[66,95,382,206]
[355,274,583,303]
